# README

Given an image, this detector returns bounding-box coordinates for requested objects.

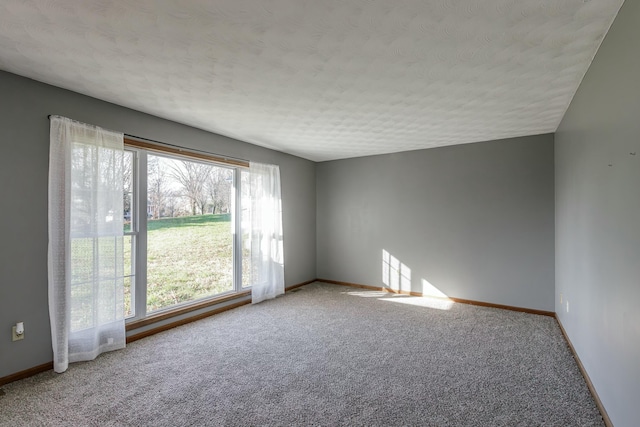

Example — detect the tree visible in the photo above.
[163,191,181,218]
[169,160,210,215]
[122,150,133,218]
[147,156,172,219]
[206,167,232,214]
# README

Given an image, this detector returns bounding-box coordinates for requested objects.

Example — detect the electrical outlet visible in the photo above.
[12,326,24,341]
[560,293,563,304]
[566,301,570,313]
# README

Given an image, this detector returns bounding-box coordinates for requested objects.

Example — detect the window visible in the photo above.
[124,139,248,320]
[123,150,135,317]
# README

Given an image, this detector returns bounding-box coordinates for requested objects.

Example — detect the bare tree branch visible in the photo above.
[169,160,210,215]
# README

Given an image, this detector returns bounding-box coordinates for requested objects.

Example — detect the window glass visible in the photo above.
[145,153,234,313]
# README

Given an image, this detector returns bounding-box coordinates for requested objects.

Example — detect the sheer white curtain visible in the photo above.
[48,116,126,373]
[250,162,285,303]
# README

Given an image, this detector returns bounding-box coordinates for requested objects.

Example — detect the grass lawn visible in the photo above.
[147,214,233,312]
[143,214,234,312]
[71,214,241,325]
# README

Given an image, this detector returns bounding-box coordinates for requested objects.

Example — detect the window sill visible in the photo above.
[126,290,251,331]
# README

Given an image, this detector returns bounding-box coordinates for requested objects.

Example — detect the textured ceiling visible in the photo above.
[0,0,624,161]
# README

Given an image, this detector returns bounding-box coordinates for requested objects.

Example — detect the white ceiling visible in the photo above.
[0,1,624,161]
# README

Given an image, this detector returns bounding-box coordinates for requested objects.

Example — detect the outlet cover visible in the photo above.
[12,326,24,341]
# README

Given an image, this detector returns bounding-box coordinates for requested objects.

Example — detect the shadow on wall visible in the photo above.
[341,249,455,311]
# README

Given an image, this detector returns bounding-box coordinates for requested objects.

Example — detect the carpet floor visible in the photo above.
[0,282,603,426]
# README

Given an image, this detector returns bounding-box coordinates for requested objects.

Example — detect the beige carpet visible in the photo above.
[0,282,603,426]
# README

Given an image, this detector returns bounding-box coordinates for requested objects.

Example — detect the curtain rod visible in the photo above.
[47,114,250,164]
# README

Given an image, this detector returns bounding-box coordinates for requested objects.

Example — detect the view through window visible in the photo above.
[124,144,245,319]
[146,153,233,312]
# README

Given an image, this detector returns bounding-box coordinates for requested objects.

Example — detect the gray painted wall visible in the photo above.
[317,135,555,311]
[555,0,640,425]
[0,71,316,379]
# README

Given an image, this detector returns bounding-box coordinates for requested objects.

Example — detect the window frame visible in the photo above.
[124,138,249,323]
[123,148,139,319]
